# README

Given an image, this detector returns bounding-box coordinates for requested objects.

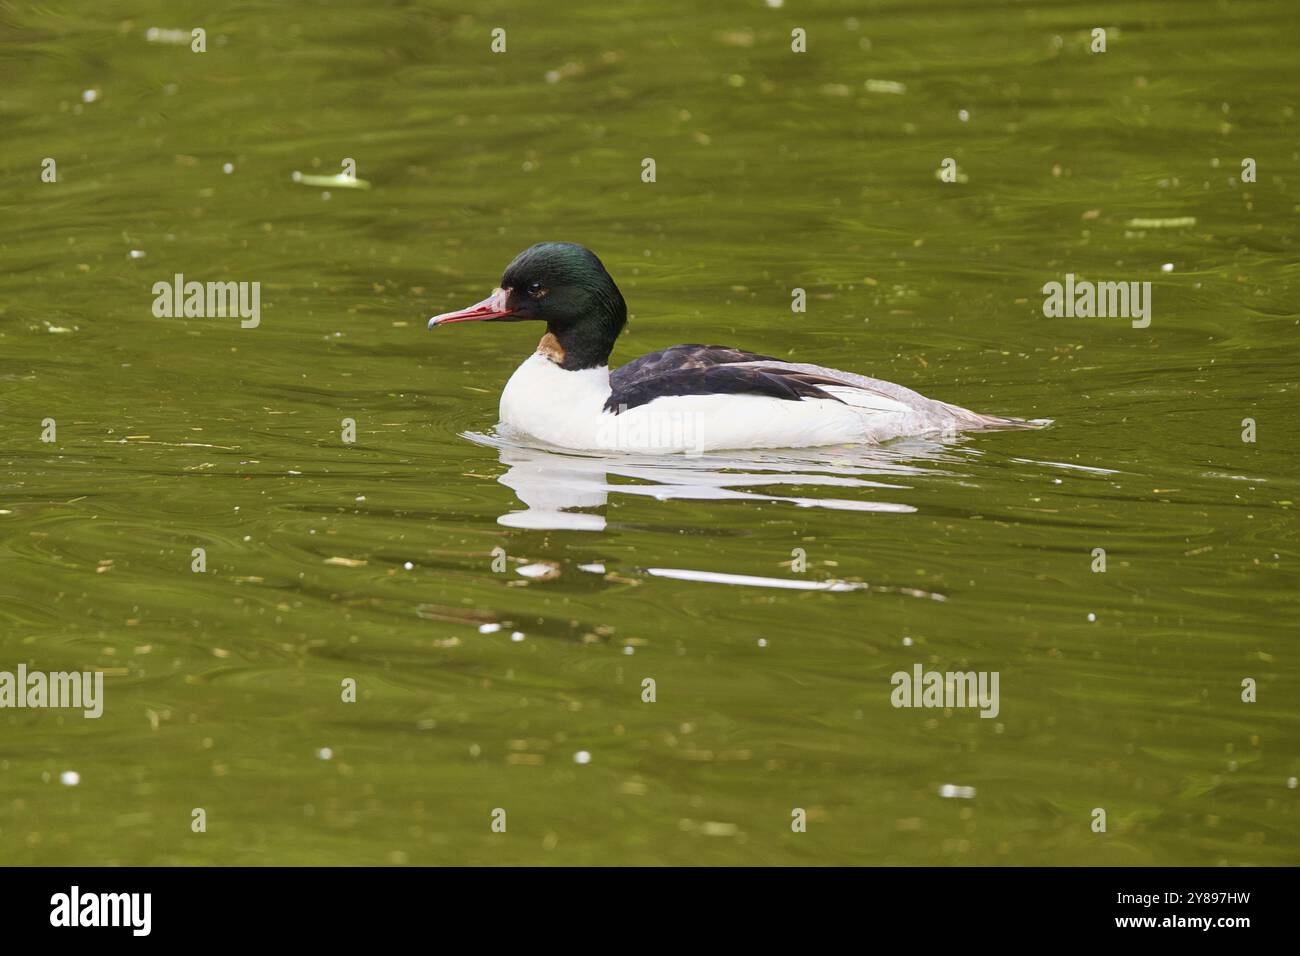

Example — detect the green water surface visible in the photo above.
[1,0,1298,865]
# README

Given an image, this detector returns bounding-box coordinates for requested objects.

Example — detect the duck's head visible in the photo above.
[428,242,627,370]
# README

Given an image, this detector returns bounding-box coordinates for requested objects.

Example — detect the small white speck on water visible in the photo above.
[60,771,81,786]
[510,631,525,642]
[403,561,414,571]
[1161,262,1174,272]
[1053,478,1062,484]
[242,535,251,542]
[355,495,365,502]
[578,562,605,574]
[622,646,634,655]
[222,162,234,174]
[129,249,146,259]
[757,638,768,647]
[316,747,333,761]
[321,191,331,201]
[939,784,976,799]
[1287,777,1297,789]
[479,623,501,634]
[1087,612,1097,622]
[958,109,970,122]
[573,751,592,765]
[469,743,482,758]
[902,636,913,646]
[81,89,99,103]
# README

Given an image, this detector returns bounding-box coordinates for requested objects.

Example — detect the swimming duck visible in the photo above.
[429,242,1038,453]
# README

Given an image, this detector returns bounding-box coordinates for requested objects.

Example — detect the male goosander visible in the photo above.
[428,243,1038,453]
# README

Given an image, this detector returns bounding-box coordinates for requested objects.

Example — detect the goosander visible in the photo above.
[429,243,1040,453]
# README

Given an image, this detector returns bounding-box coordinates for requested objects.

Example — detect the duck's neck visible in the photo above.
[538,325,616,371]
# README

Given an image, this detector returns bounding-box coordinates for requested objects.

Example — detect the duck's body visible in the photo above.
[499,347,1027,453]
[431,243,1040,453]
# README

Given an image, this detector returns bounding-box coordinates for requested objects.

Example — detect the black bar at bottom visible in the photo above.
[0,867,1285,941]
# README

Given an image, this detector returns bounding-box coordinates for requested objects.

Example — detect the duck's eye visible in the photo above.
[527,281,547,299]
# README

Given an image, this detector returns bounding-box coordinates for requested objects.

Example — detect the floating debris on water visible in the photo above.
[516,561,560,580]
[646,567,868,592]
[145,27,190,45]
[865,79,906,94]
[939,784,976,799]
[679,819,741,837]
[1126,216,1196,228]
[291,171,371,190]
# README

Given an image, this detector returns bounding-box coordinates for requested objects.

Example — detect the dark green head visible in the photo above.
[428,242,627,370]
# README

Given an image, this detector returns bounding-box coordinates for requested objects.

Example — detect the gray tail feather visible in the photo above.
[977,414,1052,430]
[939,401,1051,430]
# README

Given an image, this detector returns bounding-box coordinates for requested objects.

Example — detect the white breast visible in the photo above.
[499,354,613,449]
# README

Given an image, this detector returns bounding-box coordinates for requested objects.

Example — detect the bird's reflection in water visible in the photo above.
[465,430,976,532]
